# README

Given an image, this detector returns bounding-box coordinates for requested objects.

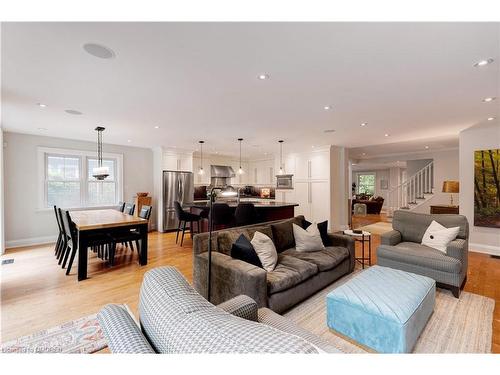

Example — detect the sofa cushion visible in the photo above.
[303,220,332,246]
[266,255,318,294]
[377,241,462,273]
[271,216,305,252]
[282,246,349,272]
[217,226,274,255]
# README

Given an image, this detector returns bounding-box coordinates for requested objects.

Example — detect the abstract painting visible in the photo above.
[474,149,500,228]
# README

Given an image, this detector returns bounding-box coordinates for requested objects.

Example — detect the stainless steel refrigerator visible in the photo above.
[162,170,194,231]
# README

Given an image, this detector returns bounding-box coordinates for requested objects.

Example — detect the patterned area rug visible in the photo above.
[284,271,495,353]
[356,221,393,235]
[1,313,106,354]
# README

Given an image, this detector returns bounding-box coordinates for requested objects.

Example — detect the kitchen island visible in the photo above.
[186,200,299,232]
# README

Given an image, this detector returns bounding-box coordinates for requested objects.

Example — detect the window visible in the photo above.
[357,173,376,195]
[39,147,123,209]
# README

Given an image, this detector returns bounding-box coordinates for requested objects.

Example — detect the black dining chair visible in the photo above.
[108,205,152,265]
[123,203,135,215]
[53,205,65,260]
[210,203,234,231]
[116,201,126,212]
[174,201,201,246]
[234,202,258,227]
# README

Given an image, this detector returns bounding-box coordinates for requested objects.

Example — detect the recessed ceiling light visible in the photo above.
[257,74,269,80]
[37,103,47,108]
[154,125,160,129]
[352,163,357,166]
[37,127,48,131]
[83,43,116,59]
[482,97,496,103]
[65,109,82,115]
[360,122,367,127]
[487,117,496,121]
[362,152,366,156]
[311,146,315,148]
[384,133,390,137]
[425,145,430,149]
[324,129,335,133]
[324,105,332,110]
[127,139,132,143]
[473,58,494,67]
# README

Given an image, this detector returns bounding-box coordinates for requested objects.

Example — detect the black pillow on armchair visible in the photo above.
[230,234,263,268]
[302,220,332,246]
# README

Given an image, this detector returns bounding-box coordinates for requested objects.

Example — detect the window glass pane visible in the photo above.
[87,181,116,206]
[47,181,80,207]
[358,174,375,195]
[88,158,115,180]
[47,156,79,180]
[64,157,80,180]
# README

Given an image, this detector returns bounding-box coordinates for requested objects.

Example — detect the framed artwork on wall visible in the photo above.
[380,179,389,190]
[474,149,500,228]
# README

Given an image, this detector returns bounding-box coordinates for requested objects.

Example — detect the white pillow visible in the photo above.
[421,220,460,253]
[251,231,278,272]
[292,223,325,252]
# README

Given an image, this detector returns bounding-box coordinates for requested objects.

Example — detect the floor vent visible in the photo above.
[2,259,14,265]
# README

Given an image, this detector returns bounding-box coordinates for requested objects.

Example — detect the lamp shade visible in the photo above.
[442,180,459,193]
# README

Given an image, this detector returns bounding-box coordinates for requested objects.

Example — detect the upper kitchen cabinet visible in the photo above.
[293,148,330,180]
[163,150,193,172]
[248,158,275,186]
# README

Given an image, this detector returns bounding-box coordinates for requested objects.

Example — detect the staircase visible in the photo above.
[386,161,435,218]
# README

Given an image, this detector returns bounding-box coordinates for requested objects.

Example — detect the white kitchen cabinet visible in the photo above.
[292,181,310,218]
[310,181,330,223]
[310,151,330,180]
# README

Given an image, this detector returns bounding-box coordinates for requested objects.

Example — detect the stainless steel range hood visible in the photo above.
[209,165,236,189]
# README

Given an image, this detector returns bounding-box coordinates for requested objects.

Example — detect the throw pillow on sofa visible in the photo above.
[302,220,332,246]
[421,220,460,253]
[231,234,263,268]
[251,231,278,272]
[292,223,325,252]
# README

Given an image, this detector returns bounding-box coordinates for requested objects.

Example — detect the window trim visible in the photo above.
[37,146,123,210]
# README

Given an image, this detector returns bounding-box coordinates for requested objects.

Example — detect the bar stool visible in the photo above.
[174,201,202,246]
[210,203,234,231]
[234,202,257,227]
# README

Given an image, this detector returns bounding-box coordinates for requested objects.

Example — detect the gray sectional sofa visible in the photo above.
[98,266,339,353]
[192,215,355,313]
[377,210,469,298]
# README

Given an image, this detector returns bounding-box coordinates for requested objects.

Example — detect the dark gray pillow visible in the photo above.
[231,234,263,268]
[271,217,305,252]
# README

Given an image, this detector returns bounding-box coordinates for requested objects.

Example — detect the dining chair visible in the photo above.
[60,209,77,274]
[124,203,135,215]
[174,201,201,246]
[234,202,258,227]
[117,201,126,212]
[53,205,64,259]
[57,208,71,266]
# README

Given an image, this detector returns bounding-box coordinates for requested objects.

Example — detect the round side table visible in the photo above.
[343,229,372,269]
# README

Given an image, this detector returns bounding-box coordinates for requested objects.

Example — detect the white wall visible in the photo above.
[0,128,5,254]
[459,122,500,255]
[3,132,154,248]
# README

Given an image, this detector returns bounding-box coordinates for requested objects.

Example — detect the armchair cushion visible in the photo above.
[217,295,258,322]
[381,230,402,246]
[446,238,468,261]
[377,242,461,273]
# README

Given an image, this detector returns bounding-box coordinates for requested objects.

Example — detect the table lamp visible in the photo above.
[442,181,459,206]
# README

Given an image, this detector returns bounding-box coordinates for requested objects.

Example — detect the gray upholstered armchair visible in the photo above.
[377,210,469,298]
[97,266,339,353]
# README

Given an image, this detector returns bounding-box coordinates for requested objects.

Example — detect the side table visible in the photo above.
[343,229,372,269]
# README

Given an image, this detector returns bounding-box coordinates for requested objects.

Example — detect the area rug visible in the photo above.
[356,221,393,235]
[1,313,106,354]
[284,271,495,353]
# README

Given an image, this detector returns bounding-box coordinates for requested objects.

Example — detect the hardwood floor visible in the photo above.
[1,214,499,353]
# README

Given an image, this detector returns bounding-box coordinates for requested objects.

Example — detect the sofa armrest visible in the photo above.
[258,308,340,353]
[193,251,268,308]
[380,230,402,246]
[217,295,258,322]
[97,304,155,354]
[327,233,355,271]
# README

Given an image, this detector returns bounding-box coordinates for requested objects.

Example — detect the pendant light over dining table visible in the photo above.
[92,126,109,180]
[237,138,244,174]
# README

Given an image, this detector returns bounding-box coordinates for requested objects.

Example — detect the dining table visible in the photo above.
[70,209,149,281]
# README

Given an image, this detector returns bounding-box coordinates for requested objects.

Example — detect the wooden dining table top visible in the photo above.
[70,209,148,231]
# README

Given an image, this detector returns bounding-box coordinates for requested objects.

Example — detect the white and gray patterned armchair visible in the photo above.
[97,266,339,353]
[377,210,469,298]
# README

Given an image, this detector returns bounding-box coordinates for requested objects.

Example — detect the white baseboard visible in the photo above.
[469,242,500,256]
[6,235,57,249]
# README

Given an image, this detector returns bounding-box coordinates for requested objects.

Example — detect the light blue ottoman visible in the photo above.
[326,265,435,353]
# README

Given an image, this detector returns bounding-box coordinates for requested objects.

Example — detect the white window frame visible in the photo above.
[38,146,123,210]
[356,172,376,195]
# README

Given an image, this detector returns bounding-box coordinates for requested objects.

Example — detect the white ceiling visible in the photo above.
[2,22,499,157]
